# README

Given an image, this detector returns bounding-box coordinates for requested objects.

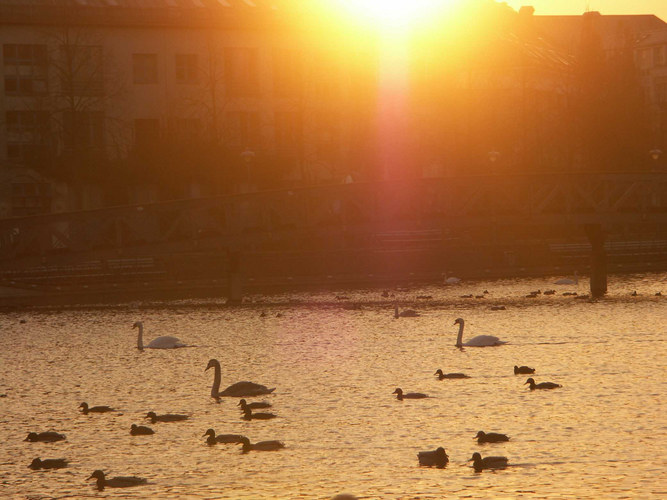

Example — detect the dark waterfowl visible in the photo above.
[475,431,510,444]
[203,428,245,445]
[87,470,147,490]
[434,368,470,380]
[417,447,449,468]
[79,402,114,414]
[514,365,535,375]
[130,424,154,436]
[241,407,277,420]
[238,398,272,410]
[24,431,66,443]
[239,436,284,453]
[470,452,508,471]
[394,305,420,318]
[525,377,562,390]
[146,411,189,423]
[393,388,428,401]
[206,358,275,398]
[28,458,68,470]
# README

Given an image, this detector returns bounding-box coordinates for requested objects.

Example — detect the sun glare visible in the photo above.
[338,0,457,32]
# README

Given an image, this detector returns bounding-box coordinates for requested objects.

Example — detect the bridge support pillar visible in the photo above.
[226,250,243,304]
[585,224,607,298]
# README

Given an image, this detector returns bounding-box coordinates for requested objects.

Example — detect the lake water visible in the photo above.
[1,272,665,499]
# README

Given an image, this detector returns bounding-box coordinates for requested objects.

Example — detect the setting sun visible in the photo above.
[337,0,459,31]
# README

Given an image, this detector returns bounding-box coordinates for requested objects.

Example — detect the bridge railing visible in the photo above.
[0,173,665,263]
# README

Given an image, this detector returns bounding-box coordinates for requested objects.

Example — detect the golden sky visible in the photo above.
[505,0,667,21]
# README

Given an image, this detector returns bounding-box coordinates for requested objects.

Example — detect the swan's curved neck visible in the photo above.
[136,324,144,350]
[210,361,221,398]
[456,321,464,347]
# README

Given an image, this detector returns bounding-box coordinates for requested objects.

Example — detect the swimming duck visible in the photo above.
[474,431,510,444]
[79,402,114,414]
[146,411,189,423]
[524,377,561,390]
[130,424,154,436]
[24,432,66,443]
[241,407,277,420]
[87,470,147,490]
[394,305,420,318]
[513,365,535,375]
[239,436,284,453]
[417,446,449,468]
[28,458,68,469]
[238,399,272,410]
[203,428,245,445]
[206,358,275,398]
[434,369,470,380]
[469,452,508,471]
[393,388,429,401]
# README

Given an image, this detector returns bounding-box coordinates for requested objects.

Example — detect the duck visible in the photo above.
[238,399,272,410]
[434,369,470,380]
[146,411,189,423]
[239,436,285,453]
[202,428,245,445]
[28,458,68,470]
[417,446,449,468]
[524,377,561,390]
[206,358,275,398]
[24,431,66,443]
[543,289,556,295]
[79,402,114,414]
[490,305,506,311]
[513,365,535,375]
[133,321,186,350]
[454,318,507,347]
[394,304,420,318]
[241,407,277,420]
[130,424,154,436]
[469,452,508,472]
[392,388,428,401]
[474,431,510,444]
[87,470,147,490]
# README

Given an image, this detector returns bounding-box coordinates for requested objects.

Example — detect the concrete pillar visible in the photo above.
[584,224,607,298]
[226,249,243,304]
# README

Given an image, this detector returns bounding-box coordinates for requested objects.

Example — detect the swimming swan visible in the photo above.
[87,470,147,490]
[133,321,186,350]
[554,271,578,285]
[417,446,449,468]
[206,358,275,398]
[454,318,507,347]
[469,452,508,471]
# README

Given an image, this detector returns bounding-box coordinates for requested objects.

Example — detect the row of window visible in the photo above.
[3,43,308,97]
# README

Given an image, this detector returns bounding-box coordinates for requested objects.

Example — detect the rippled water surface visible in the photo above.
[1,272,665,499]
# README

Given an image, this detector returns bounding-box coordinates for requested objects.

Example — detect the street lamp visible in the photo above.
[649,148,662,171]
[240,148,256,188]
[487,149,501,165]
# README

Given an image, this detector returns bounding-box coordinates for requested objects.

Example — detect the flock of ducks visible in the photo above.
[24,306,565,492]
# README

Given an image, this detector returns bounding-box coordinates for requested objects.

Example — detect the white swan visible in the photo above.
[443,274,461,285]
[554,271,578,285]
[133,321,186,350]
[206,358,275,398]
[454,318,507,347]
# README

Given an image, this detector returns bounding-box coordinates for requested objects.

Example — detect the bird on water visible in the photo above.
[434,368,470,379]
[133,321,186,350]
[524,377,561,390]
[206,358,275,398]
[469,452,508,471]
[454,318,507,347]
[79,402,114,414]
[474,431,510,444]
[87,470,147,490]
[417,446,449,468]
[514,365,535,375]
[28,458,68,470]
[24,432,66,443]
[393,388,429,401]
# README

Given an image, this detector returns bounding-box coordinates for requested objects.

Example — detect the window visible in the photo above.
[11,181,51,216]
[273,49,302,97]
[224,47,259,97]
[5,110,50,161]
[175,54,197,84]
[63,111,105,150]
[59,45,104,95]
[274,111,301,151]
[3,44,48,95]
[132,54,158,84]
[226,111,260,148]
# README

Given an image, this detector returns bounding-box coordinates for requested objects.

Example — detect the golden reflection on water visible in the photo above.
[1,272,665,498]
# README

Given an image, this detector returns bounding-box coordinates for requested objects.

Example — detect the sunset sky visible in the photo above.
[505,0,667,20]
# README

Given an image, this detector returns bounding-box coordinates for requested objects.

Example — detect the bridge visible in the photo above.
[0,172,665,304]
